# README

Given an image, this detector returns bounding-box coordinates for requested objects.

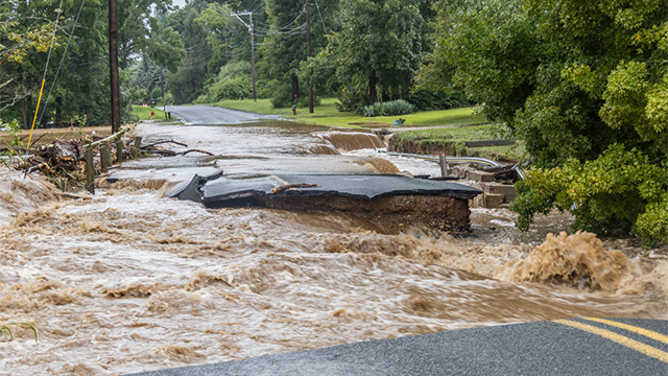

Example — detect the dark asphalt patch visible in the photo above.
[127,319,668,376]
[168,173,482,207]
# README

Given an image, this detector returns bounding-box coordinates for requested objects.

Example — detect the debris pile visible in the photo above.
[4,129,213,192]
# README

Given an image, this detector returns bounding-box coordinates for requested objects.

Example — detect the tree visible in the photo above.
[258,0,337,107]
[317,0,424,112]
[147,21,186,98]
[424,0,668,244]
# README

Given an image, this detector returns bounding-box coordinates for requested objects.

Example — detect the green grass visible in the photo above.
[290,105,487,129]
[392,125,527,162]
[208,98,487,129]
[131,105,167,120]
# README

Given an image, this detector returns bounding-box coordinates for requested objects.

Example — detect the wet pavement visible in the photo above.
[171,105,280,125]
[130,318,668,376]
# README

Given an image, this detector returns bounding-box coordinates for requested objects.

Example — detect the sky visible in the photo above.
[172,0,187,8]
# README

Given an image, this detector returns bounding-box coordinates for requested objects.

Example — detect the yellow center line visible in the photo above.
[554,319,668,364]
[583,317,668,346]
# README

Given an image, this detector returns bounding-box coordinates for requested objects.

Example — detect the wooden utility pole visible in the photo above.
[232,12,257,101]
[306,0,314,113]
[249,13,257,101]
[109,0,121,134]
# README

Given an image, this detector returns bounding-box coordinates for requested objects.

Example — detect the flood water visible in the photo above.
[0,120,666,375]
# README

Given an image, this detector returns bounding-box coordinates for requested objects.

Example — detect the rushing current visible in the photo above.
[0,121,665,375]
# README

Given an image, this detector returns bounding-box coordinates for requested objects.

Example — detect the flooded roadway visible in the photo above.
[0,111,666,375]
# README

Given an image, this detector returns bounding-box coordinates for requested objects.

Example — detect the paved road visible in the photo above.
[171,105,281,125]
[129,318,667,376]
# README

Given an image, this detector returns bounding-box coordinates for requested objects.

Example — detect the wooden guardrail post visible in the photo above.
[85,146,95,194]
[131,136,142,159]
[116,140,124,164]
[100,143,111,172]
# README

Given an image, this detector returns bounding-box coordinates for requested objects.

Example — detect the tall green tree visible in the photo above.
[424,0,668,244]
[258,0,337,107]
[318,0,424,112]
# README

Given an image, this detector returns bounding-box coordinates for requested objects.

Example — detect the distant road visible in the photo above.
[170,105,281,125]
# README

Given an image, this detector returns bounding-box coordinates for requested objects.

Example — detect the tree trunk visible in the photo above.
[291,75,299,103]
[160,67,165,99]
[22,98,28,129]
[20,66,27,128]
[56,96,62,126]
[369,69,377,105]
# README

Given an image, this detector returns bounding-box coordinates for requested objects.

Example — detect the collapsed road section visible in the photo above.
[168,173,481,233]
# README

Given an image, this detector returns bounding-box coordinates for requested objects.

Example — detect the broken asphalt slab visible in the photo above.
[168,173,482,208]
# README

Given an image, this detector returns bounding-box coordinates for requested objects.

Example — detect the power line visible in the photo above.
[38,0,86,125]
[27,0,64,149]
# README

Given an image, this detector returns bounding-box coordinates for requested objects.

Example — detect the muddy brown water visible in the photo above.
[0,121,666,375]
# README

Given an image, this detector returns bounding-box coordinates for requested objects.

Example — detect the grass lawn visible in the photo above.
[210,98,487,129]
[131,105,168,120]
[392,125,526,161]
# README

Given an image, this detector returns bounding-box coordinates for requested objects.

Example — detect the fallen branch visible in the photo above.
[145,149,214,157]
[83,127,127,149]
[140,140,188,149]
[270,183,318,194]
[56,192,91,200]
[182,149,214,156]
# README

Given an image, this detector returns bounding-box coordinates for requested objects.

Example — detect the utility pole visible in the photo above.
[306,0,314,113]
[109,0,121,134]
[231,12,257,101]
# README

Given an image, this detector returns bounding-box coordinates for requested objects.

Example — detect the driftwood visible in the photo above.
[270,183,318,194]
[56,192,91,200]
[140,140,188,149]
[38,139,82,166]
[144,148,214,157]
[482,163,517,174]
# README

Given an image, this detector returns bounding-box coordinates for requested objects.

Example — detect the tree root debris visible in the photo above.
[9,133,213,192]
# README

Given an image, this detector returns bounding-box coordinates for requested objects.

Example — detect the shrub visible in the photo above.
[362,99,416,117]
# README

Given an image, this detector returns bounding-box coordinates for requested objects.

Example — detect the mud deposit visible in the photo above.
[0,167,666,375]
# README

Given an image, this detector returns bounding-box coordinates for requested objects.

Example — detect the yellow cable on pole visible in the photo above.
[26,0,64,151]
[27,78,46,150]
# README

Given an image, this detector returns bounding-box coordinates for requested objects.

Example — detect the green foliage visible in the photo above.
[511,145,668,244]
[427,0,668,243]
[1,322,38,343]
[362,99,416,117]
[258,0,337,106]
[150,87,162,101]
[207,61,254,101]
[312,0,426,109]
[0,118,23,167]
[404,90,470,112]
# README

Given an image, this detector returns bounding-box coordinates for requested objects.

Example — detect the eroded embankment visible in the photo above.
[0,172,665,375]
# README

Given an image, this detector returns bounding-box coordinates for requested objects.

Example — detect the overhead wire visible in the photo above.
[38,0,86,126]
[27,0,64,150]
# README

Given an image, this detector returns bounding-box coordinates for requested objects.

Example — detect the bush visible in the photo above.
[193,94,209,104]
[206,62,254,101]
[404,90,471,111]
[362,99,416,117]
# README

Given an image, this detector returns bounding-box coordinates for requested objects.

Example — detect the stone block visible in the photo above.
[482,183,518,203]
[468,170,496,183]
[483,193,505,208]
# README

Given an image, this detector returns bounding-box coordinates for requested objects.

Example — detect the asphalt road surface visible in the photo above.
[129,318,667,376]
[170,105,280,125]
